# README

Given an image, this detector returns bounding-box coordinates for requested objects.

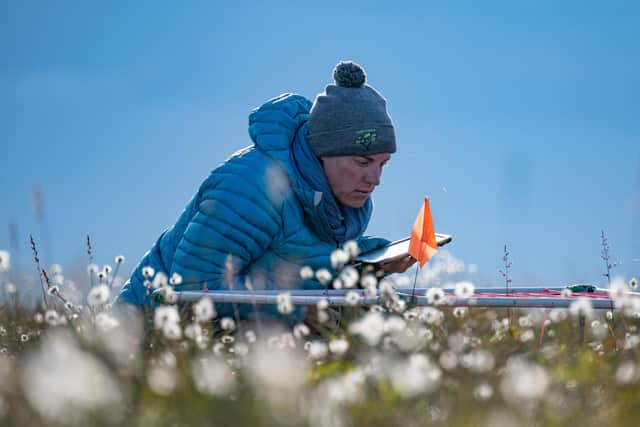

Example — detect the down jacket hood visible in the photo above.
[248,93,372,243]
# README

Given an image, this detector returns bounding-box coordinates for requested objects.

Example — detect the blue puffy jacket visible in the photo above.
[116,94,389,317]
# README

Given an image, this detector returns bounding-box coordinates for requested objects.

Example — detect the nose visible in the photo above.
[364,165,381,187]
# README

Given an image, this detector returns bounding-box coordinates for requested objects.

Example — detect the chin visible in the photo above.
[344,198,367,209]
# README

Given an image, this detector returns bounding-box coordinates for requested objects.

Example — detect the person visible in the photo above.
[116,60,415,319]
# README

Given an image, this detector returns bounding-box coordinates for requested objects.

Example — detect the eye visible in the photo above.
[355,158,369,167]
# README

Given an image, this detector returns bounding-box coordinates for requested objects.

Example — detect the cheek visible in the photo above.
[343,168,364,186]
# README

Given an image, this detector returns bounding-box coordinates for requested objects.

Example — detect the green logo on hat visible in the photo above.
[355,129,377,149]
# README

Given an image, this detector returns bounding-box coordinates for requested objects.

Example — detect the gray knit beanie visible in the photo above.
[307,61,396,157]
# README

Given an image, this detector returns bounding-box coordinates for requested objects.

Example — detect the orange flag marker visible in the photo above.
[408,196,438,268]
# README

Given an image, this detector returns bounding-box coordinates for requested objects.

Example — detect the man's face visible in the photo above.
[321,153,391,208]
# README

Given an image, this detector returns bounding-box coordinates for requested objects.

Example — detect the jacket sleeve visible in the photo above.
[171,165,281,290]
[169,161,303,320]
[356,235,391,255]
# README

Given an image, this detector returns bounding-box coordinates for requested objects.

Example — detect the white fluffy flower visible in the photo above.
[339,266,359,289]
[328,338,350,355]
[453,307,468,318]
[426,287,445,305]
[360,274,377,289]
[20,331,123,424]
[0,250,10,272]
[454,281,475,298]
[162,322,182,340]
[184,323,203,340]
[345,291,361,306]
[193,298,216,322]
[569,297,594,319]
[87,285,110,307]
[330,249,350,269]
[191,355,235,396]
[154,305,180,330]
[317,298,329,310]
[299,266,314,280]
[500,358,549,403]
[315,268,332,285]
[277,292,293,314]
[147,365,177,396]
[308,341,328,359]
[293,323,310,339]
[142,266,155,278]
[169,272,183,286]
[461,349,495,373]
[152,272,168,289]
[343,240,360,258]
[390,353,442,397]
[87,263,99,275]
[419,307,444,325]
[220,317,236,331]
[349,312,386,346]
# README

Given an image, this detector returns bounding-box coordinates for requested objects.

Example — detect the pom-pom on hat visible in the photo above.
[308,61,396,157]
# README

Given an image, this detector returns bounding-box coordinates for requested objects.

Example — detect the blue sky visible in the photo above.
[1,1,639,288]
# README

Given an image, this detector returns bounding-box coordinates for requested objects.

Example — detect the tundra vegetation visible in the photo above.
[0,246,639,427]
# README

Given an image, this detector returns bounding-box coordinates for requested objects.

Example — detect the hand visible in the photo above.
[378,255,417,274]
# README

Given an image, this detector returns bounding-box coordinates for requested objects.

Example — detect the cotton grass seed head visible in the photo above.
[87,263,99,275]
[277,292,293,314]
[87,285,110,307]
[329,338,349,355]
[154,305,180,330]
[615,361,640,385]
[390,353,442,398]
[330,248,350,269]
[454,281,475,298]
[317,298,329,310]
[315,268,332,285]
[500,358,549,404]
[293,323,310,339]
[569,297,594,319]
[142,266,155,278]
[115,255,125,264]
[343,240,360,257]
[349,312,386,346]
[220,317,236,331]
[299,265,314,280]
[147,365,177,396]
[0,250,10,272]
[191,355,235,397]
[473,383,494,401]
[45,310,60,326]
[20,331,123,425]
[193,297,216,322]
[169,272,182,286]
[361,273,377,289]
[340,266,360,288]
[453,307,468,318]
[345,291,361,306]
[162,322,182,340]
[419,307,444,325]
[426,287,445,305]
[308,341,328,359]
[549,308,568,323]
[152,272,168,289]
[629,277,638,290]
